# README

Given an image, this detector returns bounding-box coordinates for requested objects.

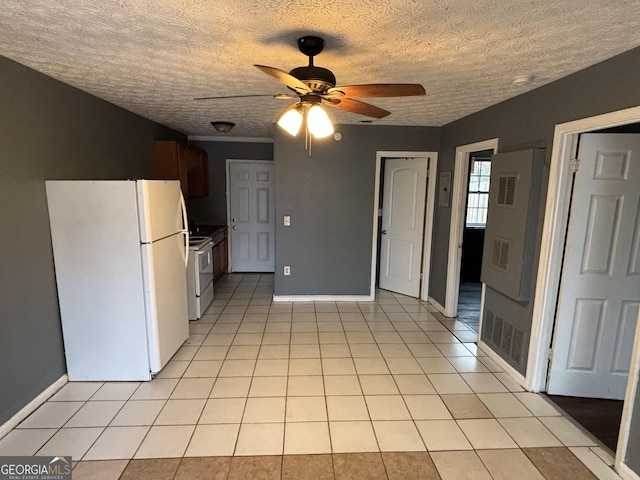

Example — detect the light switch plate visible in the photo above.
[284,215,291,226]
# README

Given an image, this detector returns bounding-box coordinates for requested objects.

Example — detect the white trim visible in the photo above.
[421,154,438,301]
[477,282,487,336]
[619,463,640,480]
[428,296,447,316]
[371,151,438,300]
[370,155,383,299]
[0,374,68,440]
[273,295,374,303]
[525,105,640,476]
[478,340,527,387]
[570,447,625,480]
[189,135,274,143]
[225,159,275,274]
[616,307,640,472]
[445,139,499,317]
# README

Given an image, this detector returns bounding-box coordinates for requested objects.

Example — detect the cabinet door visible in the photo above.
[187,149,209,197]
[220,236,228,275]
[153,141,189,196]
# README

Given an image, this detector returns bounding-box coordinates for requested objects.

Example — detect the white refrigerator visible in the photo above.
[46,180,190,381]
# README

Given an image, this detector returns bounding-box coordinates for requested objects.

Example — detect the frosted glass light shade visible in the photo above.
[277,107,303,136]
[307,105,334,138]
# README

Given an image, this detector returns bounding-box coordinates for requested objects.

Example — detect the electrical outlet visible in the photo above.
[283,265,291,276]
[284,215,291,226]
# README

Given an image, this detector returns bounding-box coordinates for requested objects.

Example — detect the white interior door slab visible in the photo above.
[228,161,275,272]
[548,133,640,399]
[379,157,428,297]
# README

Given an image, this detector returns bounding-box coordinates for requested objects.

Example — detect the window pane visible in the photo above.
[466,160,491,228]
[478,161,491,176]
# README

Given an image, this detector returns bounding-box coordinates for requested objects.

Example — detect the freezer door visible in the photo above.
[137,180,188,242]
[141,232,189,373]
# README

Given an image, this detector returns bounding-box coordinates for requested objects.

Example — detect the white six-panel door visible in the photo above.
[379,157,428,297]
[228,161,275,272]
[548,134,640,399]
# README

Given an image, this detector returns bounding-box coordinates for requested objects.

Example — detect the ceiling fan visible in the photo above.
[195,36,426,138]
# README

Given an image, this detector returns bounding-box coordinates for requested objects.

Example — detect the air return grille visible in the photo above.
[482,308,526,367]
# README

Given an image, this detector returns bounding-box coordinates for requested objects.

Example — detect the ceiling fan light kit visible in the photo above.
[307,105,334,138]
[197,35,426,147]
[277,107,304,136]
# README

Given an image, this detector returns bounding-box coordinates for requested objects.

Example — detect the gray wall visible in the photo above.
[274,124,440,296]
[186,141,274,226]
[0,55,184,425]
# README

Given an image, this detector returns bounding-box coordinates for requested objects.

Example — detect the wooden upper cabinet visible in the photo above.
[153,141,209,197]
[186,148,209,197]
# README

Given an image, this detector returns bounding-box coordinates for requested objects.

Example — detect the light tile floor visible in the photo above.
[0,274,623,479]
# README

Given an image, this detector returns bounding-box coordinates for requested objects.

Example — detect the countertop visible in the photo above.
[190,224,227,237]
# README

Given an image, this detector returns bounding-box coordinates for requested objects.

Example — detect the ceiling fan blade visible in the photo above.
[325,84,425,99]
[194,93,293,100]
[325,98,391,119]
[254,65,312,94]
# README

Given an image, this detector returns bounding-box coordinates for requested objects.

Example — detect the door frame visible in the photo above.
[526,105,640,475]
[225,159,275,273]
[444,138,499,317]
[371,151,438,301]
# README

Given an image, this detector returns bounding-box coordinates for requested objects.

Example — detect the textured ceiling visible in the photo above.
[1,1,640,138]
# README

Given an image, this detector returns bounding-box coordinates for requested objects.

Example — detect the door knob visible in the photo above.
[232,218,237,223]
[381,230,387,235]
[232,225,237,230]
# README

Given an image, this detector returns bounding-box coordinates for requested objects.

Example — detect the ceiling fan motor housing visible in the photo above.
[289,65,336,93]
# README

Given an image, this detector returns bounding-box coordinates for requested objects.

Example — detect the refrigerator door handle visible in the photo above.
[179,192,189,267]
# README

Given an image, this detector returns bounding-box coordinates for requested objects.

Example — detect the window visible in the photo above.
[466,158,491,227]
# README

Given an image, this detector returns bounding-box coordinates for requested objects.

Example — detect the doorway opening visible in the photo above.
[457,149,493,332]
[225,160,275,273]
[527,111,640,470]
[544,124,640,453]
[370,151,437,300]
[444,139,498,320]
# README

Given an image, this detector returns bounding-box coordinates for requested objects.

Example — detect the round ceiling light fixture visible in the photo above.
[211,121,235,133]
[512,74,534,87]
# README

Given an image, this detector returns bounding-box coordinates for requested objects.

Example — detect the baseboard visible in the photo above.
[427,297,448,316]
[0,374,68,440]
[273,295,374,303]
[477,340,527,388]
[619,462,640,480]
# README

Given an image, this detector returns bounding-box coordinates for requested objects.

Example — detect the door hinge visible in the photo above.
[570,158,580,173]
[547,348,554,361]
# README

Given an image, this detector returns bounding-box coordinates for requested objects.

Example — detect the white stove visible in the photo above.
[187,236,214,320]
